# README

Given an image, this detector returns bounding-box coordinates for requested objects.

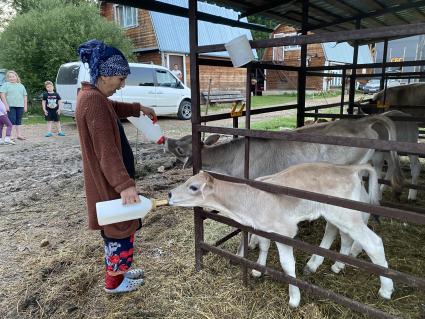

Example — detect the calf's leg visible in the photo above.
[304,222,338,275]
[341,223,394,299]
[276,243,301,308]
[330,231,354,274]
[252,236,270,277]
[408,155,420,201]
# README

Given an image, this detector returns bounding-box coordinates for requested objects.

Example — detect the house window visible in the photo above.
[115,5,138,28]
[283,33,301,51]
[273,33,300,62]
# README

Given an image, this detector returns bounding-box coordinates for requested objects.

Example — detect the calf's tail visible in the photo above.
[364,115,405,194]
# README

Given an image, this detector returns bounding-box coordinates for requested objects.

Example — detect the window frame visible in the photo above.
[114,5,138,28]
[154,69,181,89]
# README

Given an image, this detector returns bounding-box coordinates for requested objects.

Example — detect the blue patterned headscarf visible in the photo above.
[77,39,130,85]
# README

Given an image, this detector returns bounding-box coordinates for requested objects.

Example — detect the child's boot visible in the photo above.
[58,132,65,136]
[45,132,53,137]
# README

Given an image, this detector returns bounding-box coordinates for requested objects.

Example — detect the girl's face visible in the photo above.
[97,75,126,97]
[7,73,18,83]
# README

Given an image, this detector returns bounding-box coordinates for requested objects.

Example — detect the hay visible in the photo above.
[1,146,424,319]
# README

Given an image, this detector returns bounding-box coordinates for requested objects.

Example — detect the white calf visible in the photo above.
[168,163,394,308]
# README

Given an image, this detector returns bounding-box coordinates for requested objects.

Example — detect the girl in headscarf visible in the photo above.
[75,39,157,293]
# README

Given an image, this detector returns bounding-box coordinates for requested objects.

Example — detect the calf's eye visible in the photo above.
[189,185,198,191]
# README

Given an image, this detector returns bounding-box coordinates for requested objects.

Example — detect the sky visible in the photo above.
[0,0,16,31]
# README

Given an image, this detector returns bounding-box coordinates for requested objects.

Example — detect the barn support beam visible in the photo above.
[297,0,309,127]
[348,19,361,115]
[380,40,389,90]
[189,0,205,273]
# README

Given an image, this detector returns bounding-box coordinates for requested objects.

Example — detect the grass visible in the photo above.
[22,101,74,124]
[251,116,296,130]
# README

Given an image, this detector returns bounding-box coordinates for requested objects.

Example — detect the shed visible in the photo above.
[100,0,257,94]
[263,24,373,92]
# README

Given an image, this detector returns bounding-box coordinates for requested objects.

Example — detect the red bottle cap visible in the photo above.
[156,136,165,145]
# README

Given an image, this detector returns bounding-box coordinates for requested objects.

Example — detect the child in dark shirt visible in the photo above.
[42,81,65,137]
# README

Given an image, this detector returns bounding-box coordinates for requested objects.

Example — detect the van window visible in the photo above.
[155,69,179,88]
[57,64,80,84]
[126,67,154,86]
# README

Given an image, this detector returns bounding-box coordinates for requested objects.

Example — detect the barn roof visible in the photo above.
[322,42,373,64]
[198,0,425,34]
[150,0,258,58]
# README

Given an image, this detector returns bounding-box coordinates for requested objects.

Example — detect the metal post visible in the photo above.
[380,40,388,90]
[348,19,361,115]
[242,68,252,285]
[189,0,204,272]
[297,0,309,127]
[340,68,346,114]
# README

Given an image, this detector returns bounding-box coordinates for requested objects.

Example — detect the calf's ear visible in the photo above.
[204,134,220,146]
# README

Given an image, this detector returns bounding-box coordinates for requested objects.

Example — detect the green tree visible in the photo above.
[248,15,278,59]
[0,0,133,96]
[10,0,97,14]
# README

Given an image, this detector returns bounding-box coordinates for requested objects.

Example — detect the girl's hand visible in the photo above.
[44,110,48,116]
[57,109,60,115]
[24,106,27,113]
[120,186,140,205]
[140,105,157,123]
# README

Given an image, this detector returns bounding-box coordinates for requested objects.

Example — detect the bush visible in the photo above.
[0,0,134,98]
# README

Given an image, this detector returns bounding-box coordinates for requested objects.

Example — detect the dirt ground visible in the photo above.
[0,109,424,318]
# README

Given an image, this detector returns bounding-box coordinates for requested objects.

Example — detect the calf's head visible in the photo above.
[168,171,214,207]
[165,134,220,168]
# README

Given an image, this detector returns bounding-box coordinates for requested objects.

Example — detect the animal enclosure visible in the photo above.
[111,0,425,318]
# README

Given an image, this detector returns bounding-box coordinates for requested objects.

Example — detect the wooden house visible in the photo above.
[262,25,373,92]
[100,0,257,94]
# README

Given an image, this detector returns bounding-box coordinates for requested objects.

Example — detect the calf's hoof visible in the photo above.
[378,287,394,300]
[288,297,300,308]
[302,264,315,276]
[331,262,345,274]
[251,269,262,278]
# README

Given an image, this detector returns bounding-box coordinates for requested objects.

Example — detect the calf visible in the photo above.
[168,163,394,308]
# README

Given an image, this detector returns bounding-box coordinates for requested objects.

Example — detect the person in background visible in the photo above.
[171,63,183,81]
[76,39,157,294]
[0,70,27,141]
[42,80,65,137]
[0,98,15,145]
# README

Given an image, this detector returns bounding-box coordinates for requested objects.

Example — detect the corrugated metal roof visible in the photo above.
[322,42,373,64]
[197,0,425,34]
[150,0,257,58]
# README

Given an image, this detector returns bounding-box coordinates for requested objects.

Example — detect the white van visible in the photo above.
[55,62,192,120]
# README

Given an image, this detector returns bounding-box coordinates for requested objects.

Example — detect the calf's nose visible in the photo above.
[168,192,172,199]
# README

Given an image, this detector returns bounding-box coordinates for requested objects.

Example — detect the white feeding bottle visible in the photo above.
[96,195,168,226]
[128,115,165,144]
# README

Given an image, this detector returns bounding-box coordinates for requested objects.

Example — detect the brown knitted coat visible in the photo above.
[75,82,141,239]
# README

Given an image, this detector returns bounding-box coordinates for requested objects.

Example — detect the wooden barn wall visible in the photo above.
[189,58,247,94]
[100,4,246,95]
[263,25,325,91]
[100,3,157,50]
[136,52,162,65]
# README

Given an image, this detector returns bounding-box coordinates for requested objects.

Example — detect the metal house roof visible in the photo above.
[150,0,258,58]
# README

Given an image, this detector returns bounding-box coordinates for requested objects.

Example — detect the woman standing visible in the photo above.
[76,39,157,293]
[0,70,28,140]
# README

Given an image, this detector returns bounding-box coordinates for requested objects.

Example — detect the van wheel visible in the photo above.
[177,100,191,120]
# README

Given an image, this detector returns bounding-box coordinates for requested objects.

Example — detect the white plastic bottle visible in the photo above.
[96,195,168,226]
[128,115,165,144]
